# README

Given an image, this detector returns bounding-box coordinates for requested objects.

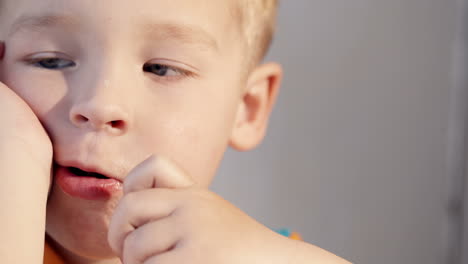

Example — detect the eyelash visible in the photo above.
[142,62,194,80]
[28,57,76,70]
[25,57,194,80]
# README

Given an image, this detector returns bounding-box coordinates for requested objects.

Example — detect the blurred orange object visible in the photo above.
[289,231,303,241]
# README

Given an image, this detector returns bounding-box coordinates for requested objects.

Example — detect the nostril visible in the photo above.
[110,120,125,129]
[75,115,88,123]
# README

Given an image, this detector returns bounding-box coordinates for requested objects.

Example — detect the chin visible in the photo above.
[46,227,117,260]
[46,184,122,260]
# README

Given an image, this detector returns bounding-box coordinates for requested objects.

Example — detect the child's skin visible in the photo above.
[0,0,350,263]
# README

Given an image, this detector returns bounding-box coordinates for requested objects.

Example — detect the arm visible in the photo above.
[0,80,53,263]
[0,145,50,264]
[106,155,352,264]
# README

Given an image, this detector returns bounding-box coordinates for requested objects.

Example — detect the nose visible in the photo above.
[69,90,130,136]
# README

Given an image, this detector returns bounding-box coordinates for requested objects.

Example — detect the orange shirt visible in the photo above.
[44,241,65,264]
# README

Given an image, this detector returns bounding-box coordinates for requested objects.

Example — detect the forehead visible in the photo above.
[1,0,239,49]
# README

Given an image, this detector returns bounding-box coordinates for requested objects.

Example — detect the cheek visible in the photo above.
[151,106,236,186]
[140,113,225,165]
[167,125,227,186]
[135,86,237,184]
[1,67,67,116]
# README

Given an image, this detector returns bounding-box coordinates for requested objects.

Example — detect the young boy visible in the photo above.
[0,0,350,263]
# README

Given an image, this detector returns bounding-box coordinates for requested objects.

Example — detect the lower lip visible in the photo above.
[55,166,123,200]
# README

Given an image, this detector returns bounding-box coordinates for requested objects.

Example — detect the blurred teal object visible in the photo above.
[274,228,302,240]
[275,228,291,237]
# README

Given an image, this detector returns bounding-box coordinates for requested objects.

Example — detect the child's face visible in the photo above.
[0,0,249,259]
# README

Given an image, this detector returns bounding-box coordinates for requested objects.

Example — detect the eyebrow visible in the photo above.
[139,21,219,52]
[8,13,219,52]
[8,13,79,37]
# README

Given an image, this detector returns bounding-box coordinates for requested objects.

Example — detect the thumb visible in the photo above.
[123,155,195,194]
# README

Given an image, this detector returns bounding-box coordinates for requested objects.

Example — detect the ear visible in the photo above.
[229,62,282,151]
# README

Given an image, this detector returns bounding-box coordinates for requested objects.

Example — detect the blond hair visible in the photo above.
[237,0,279,66]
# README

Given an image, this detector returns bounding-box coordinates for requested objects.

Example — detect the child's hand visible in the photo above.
[0,43,52,176]
[108,155,284,264]
[0,43,53,263]
[0,81,53,178]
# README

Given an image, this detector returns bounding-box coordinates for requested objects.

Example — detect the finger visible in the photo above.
[107,188,181,257]
[124,155,195,194]
[123,215,180,264]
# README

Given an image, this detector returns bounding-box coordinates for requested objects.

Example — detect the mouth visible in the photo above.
[67,167,110,179]
[53,160,124,183]
[54,163,123,200]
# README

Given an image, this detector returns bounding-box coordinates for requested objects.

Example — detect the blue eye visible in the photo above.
[143,63,182,77]
[33,58,76,69]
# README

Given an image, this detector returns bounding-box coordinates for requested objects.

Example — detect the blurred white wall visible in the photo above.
[211,1,461,263]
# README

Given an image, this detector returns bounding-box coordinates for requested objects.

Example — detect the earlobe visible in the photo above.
[229,62,282,151]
